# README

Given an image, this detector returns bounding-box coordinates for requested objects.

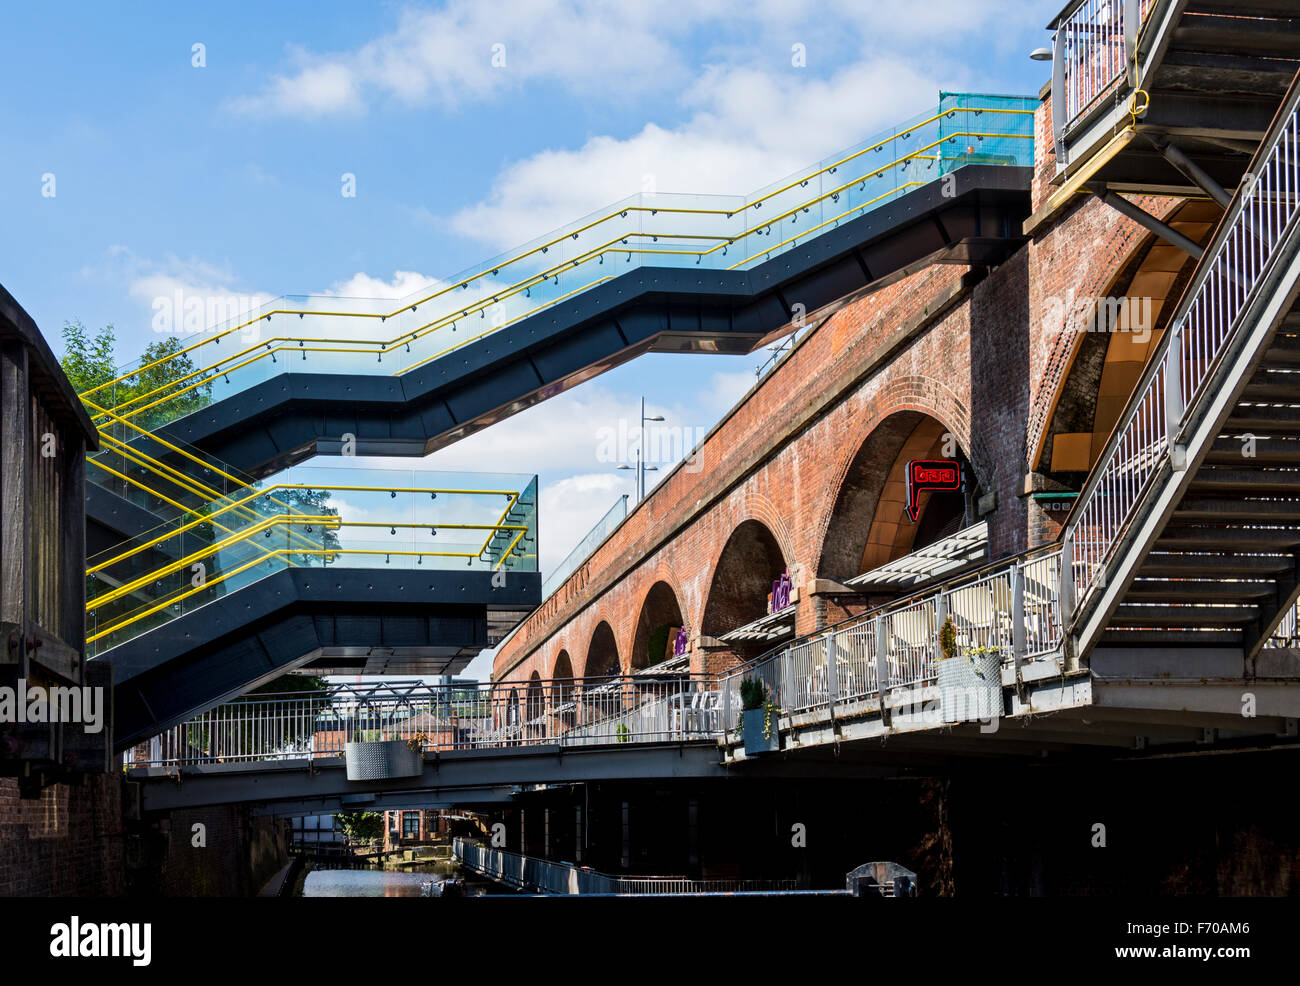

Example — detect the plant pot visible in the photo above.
[936,651,1003,723]
[345,739,423,780]
[742,708,779,756]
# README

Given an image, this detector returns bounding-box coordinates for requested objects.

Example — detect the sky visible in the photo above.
[1,0,1061,677]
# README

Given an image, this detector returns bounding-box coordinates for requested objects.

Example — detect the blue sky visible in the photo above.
[1,1,1061,675]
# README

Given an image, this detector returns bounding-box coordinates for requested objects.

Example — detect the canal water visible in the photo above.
[302,860,503,897]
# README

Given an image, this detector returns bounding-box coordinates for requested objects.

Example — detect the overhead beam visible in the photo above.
[1090,185,1205,258]
[1150,136,1234,208]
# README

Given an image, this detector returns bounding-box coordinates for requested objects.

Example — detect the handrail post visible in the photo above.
[1164,325,1187,470]
[824,630,840,722]
[874,616,891,726]
[1059,534,1076,625]
[1052,21,1068,167]
[722,670,732,739]
[1010,562,1028,701]
[1124,0,1140,88]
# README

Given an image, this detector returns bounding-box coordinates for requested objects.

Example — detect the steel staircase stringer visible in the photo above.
[1071,219,1300,664]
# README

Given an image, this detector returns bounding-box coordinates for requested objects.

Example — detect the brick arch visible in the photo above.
[629,579,688,671]
[612,560,691,664]
[1024,196,1203,469]
[736,491,797,569]
[552,648,574,681]
[699,516,789,643]
[579,619,621,679]
[812,384,980,580]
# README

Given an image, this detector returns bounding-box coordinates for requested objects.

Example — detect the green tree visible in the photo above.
[336,811,384,846]
[60,319,212,427]
[60,320,119,396]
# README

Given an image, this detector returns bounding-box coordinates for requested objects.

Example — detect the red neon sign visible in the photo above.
[905,459,962,522]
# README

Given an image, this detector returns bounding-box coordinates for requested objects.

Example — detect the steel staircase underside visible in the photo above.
[1101,303,1300,655]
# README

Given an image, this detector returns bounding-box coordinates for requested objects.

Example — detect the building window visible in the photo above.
[402,812,420,839]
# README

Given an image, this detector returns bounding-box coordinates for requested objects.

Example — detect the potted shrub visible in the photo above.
[739,676,780,756]
[934,616,1003,723]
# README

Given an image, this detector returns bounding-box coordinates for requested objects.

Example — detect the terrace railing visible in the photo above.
[451,839,798,895]
[1050,0,1159,165]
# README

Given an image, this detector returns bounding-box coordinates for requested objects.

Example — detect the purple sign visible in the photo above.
[673,627,689,657]
[770,571,792,613]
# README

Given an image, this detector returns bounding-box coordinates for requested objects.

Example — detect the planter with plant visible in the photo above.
[345,733,425,781]
[739,676,781,755]
[934,616,1003,723]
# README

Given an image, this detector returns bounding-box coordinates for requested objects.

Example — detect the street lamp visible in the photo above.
[618,397,664,503]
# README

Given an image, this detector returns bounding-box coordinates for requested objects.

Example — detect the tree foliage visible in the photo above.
[60,320,212,427]
[336,811,384,845]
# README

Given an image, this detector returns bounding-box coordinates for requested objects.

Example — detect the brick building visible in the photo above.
[493,89,1218,691]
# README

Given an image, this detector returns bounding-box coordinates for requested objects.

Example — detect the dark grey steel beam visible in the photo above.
[131,743,730,812]
[1151,136,1234,208]
[1091,186,1205,258]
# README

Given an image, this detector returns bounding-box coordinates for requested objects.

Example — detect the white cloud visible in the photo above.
[537,473,628,575]
[447,57,938,249]
[322,269,437,300]
[230,0,710,118]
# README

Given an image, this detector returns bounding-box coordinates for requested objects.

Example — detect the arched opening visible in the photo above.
[819,411,977,584]
[580,621,622,728]
[526,672,546,739]
[1035,199,1221,483]
[701,520,788,666]
[583,621,621,680]
[551,650,575,735]
[630,581,686,671]
[552,650,574,693]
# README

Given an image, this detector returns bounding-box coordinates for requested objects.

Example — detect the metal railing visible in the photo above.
[718,546,1066,716]
[1064,81,1300,624]
[541,495,627,599]
[1053,0,1156,131]
[78,94,1034,437]
[130,542,1070,767]
[87,470,538,655]
[125,673,721,766]
[452,839,796,895]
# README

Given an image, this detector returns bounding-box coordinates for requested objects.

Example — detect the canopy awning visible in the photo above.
[845,521,989,592]
[719,604,797,644]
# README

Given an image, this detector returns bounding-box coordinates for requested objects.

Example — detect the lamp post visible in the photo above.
[618,397,664,503]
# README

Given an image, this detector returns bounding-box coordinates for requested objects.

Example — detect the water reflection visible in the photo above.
[302,861,497,897]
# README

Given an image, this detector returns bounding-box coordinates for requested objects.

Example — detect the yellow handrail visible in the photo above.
[87,522,533,645]
[88,513,338,610]
[86,481,525,575]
